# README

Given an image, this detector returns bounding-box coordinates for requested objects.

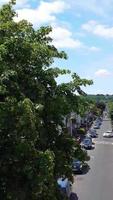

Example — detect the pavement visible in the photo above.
[72,115,113,200]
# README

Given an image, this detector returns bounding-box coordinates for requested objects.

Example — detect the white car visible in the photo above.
[103,131,113,138]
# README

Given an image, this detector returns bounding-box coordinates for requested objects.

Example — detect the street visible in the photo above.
[72,115,113,200]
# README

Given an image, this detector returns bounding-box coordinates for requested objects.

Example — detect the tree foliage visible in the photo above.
[96,101,106,114]
[0,1,93,199]
[108,101,113,120]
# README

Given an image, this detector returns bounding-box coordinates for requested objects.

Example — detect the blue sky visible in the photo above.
[1,0,113,94]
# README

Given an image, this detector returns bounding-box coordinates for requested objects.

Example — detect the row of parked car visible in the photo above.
[82,117,103,149]
[72,116,103,174]
[57,116,103,198]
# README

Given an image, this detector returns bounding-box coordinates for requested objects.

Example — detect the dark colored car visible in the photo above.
[96,120,101,125]
[72,159,84,173]
[98,117,103,121]
[82,137,92,149]
[89,129,97,138]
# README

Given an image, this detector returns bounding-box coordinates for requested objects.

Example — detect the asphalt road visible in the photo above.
[72,115,113,200]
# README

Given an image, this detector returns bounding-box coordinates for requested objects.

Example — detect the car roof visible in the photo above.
[84,137,91,141]
[73,159,81,164]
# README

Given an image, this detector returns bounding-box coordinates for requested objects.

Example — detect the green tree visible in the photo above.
[96,101,106,113]
[108,101,113,120]
[0,1,93,199]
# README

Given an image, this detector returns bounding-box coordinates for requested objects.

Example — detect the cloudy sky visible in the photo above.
[1,0,113,94]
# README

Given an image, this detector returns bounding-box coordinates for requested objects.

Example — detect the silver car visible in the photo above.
[103,131,113,138]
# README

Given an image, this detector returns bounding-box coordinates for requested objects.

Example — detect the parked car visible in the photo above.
[57,177,72,198]
[96,119,102,125]
[93,123,100,129]
[89,129,97,138]
[82,137,92,149]
[98,117,103,121]
[103,130,113,138]
[72,159,83,173]
[96,121,101,125]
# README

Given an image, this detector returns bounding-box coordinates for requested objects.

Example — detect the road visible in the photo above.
[72,115,113,200]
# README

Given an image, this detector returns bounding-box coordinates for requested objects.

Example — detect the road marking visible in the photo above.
[94,141,113,145]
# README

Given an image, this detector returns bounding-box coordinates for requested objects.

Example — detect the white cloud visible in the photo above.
[0,0,8,5]
[72,0,104,16]
[68,0,113,17]
[82,20,113,39]
[82,45,100,52]
[0,0,100,51]
[50,26,83,49]
[95,69,111,77]
[0,0,29,8]
[2,0,113,18]
[49,25,100,50]
[14,1,69,27]
[15,0,30,8]
[89,46,100,51]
